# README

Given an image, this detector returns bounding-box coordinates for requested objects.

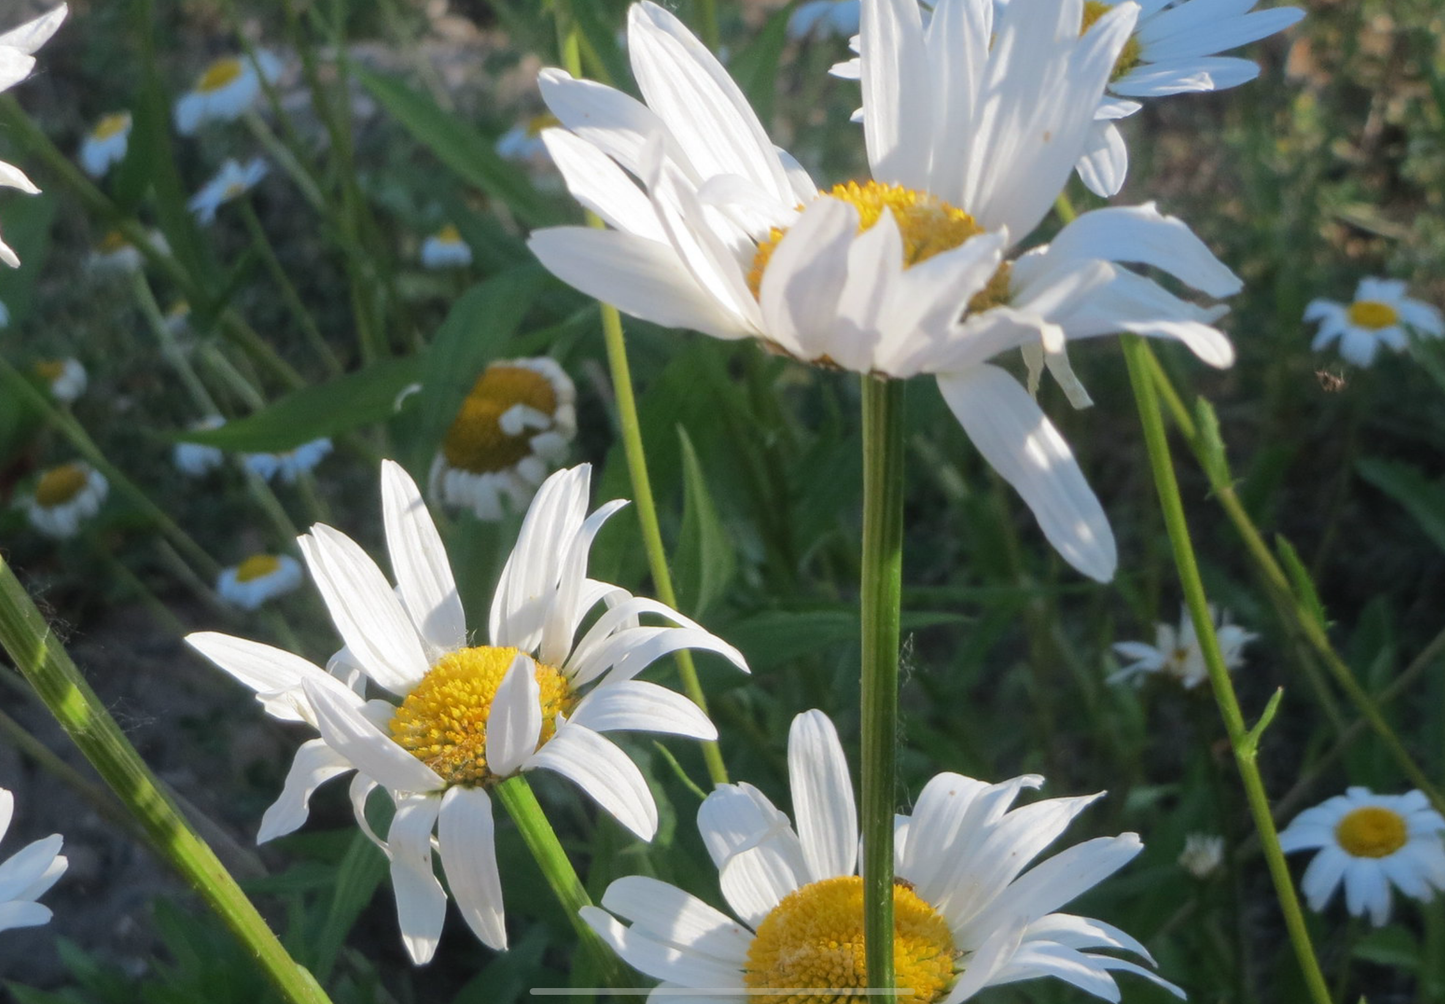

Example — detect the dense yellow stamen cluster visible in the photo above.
[235,554,282,582]
[197,57,245,92]
[744,875,957,1004]
[389,645,572,786]
[1347,300,1399,331]
[33,360,66,382]
[1336,806,1408,859]
[35,464,88,507]
[92,112,131,141]
[441,365,559,474]
[1081,1,1143,82]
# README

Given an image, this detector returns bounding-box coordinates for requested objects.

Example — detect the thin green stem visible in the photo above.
[238,199,343,376]
[695,0,720,51]
[241,110,327,213]
[1121,335,1331,1004]
[860,376,905,1002]
[131,272,220,413]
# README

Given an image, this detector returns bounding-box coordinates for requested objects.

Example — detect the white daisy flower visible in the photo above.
[496,112,561,167]
[0,5,67,268]
[165,299,191,335]
[430,357,577,521]
[186,461,748,962]
[0,787,67,933]
[420,224,472,269]
[174,50,282,135]
[790,0,863,40]
[1178,832,1225,878]
[86,230,147,275]
[173,416,227,477]
[530,0,1239,582]
[22,461,107,539]
[584,709,1179,1002]
[33,358,86,403]
[1109,605,1253,689]
[243,438,332,485]
[1306,277,1444,368]
[1280,787,1445,927]
[217,554,304,610]
[78,111,132,178]
[188,157,269,224]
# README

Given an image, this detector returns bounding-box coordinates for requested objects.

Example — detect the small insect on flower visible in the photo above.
[32,358,86,403]
[188,157,269,224]
[420,224,472,269]
[22,461,107,539]
[78,111,132,178]
[1306,277,1444,367]
[0,787,67,934]
[0,5,68,268]
[1280,787,1445,926]
[174,51,282,135]
[173,416,226,477]
[217,554,303,610]
[1110,605,1255,689]
[243,438,332,485]
[1178,833,1226,879]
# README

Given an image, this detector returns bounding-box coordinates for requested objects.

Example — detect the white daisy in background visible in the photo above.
[496,112,560,168]
[174,50,282,135]
[789,0,862,41]
[1306,277,1445,368]
[173,416,227,476]
[78,111,132,178]
[0,298,9,327]
[217,553,303,610]
[585,709,1178,1002]
[188,157,269,224]
[1178,832,1225,879]
[186,461,747,962]
[530,0,1239,581]
[86,230,147,275]
[22,461,107,539]
[1279,787,1445,927]
[243,437,332,485]
[420,224,472,269]
[164,299,191,335]
[0,787,67,933]
[0,5,67,268]
[32,358,86,403]
[430,357,577,520]
[1109,605,1254,689]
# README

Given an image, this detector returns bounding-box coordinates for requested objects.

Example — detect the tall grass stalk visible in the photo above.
[236,198,344,376]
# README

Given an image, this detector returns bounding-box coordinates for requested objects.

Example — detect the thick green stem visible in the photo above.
[0,560,332,1004]
[860,376,904,1001]
[1121,336,1331,1004]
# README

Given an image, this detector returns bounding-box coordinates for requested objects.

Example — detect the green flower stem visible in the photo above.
[696,0,721,51]
[0,559,333,1004]
[860,376,905,1002]
[237,199,344,377]
[1121,335,1331,1004]
[131,272,220,414]
[241,110,328,215]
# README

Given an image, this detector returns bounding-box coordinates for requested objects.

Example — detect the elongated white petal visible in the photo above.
[439,786,508,950]
[696,782,789,867]
[582,905,742,986]
[963,834,1142,936]
[304,679,445,794]
[1075,120,1128,198]
[568,680,717,740]
[485,652,542,778]
[258,738,354,843]
[540,128,666,242]
[541,498,630,668]
[490,465,589,651]
[943,917,1028,1002]
[0,6,66,55]
[601,876,753,962]
[381,460,467,655]
[0,790,12,841]
[901,772,991,899]
[757,197,857,362]
[789,710,857,882]
[0,900,51,932]
[0,835,63,903]
[0,161,39,194]
[388,793,446,964]
[1048,203,1241,297]
[860,0,931,190]
[526,723,657,839]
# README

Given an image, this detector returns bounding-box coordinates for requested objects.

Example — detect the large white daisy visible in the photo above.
[584,709,1178,1002]
[0,787,67,933]
[186,461,747,963]
[0,5,67,268]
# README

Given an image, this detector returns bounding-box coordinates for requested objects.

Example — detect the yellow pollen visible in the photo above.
[1081,1,1143,82]
[34,464,88,507]
[525,112,560,137]
[91,112,131,141]
[97,231,129,254]
[33,360,66,382]
[441,364,559,474]
[744,875,956,1004]
[235,554,282,582]
[1348,300,1399,330]
[197,57,245,92]
[1336,806,1408,859]
[389,646,572,786]
[436,224,462,244]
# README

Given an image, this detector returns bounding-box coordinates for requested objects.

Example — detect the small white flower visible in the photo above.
[244,438,332,485]
[22,461,107,539]
[0,5,67,268]
[188,157,269,224]
[0,787,67,933]
[430,357,577,520]
[78,111,132,178]
[217,554,303,610]
[1306,277,1444,368]
[174,50,282,135]
[495,112,561,168]
[187,461,747,962]
[174,416,227,476]
[86,230,154,275]
[1280,787,1445,926]
[1178,832,1225,878]
[1110,605,1254,689]
[33,358,86,403]
[789,0,862,40]
[420,224,472,269]
[165,300,191,336]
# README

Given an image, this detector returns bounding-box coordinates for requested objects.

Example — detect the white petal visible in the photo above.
[541,498,631,668]
[601,875,752,962]
[788,710,857,882]
[1048,203,1242,298]
[757,197,858,362]
[1074,120,1128,198]
[439,786,508,950]
[0,161,39,194]
[526,723,657,839]
[901,772,991,899]
[381,460,467,655]
[491,465,589,650]
[568,680,717,740]
[0,5,67,56]
[860,0,931,189]
[258,738,355,843]
[185,631,348,724]
[485,652,542,778]
[0,834,63,902]
[540,128,666,242]
[581,904,743,986]
[303,679,445,794]
[387,792,446,964]
[0,900,52,932]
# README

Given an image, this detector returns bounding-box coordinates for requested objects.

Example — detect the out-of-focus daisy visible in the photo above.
[430,357,576,520]
[33,358,86,403]
[78,111,132,178]
[173,416,226,476]
[0,5,67,268]
[1306,277,1444,368]
[86,230,148,275]
[1178,833,1225,878]
[174,51,282,135]
[1280,788,1445,926]
[495,112,558,165]
[531,0,1239,582]
[243,438,332,485]
[217,553,303,610]
[165,300,191,335]
[22,461,107,539]
[187,461,747,962]
[420,224,472,269]
[188,157,268,224]
[585,709,1178,1002]
[1109,606,1254,689]
[0,787,67,933]
[789,0,862,40]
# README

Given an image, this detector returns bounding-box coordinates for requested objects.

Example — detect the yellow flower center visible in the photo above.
[744,876,957,1004]
[441,364,559,474]
[436,224,462,245]
[389,645,573,786]
[197,57,245,92]
[97,231,130,254]
[1081,1,1143,82]
[35,464,88,507]
[1347,300,1399,331]
[92,112,131,141]
[1335,806,1408,859]
[235,554,282,582]
[223,180,247,200]
[33,360,66,382]
[525,112,561,137]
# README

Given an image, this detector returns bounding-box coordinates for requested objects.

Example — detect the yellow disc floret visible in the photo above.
[437,223,463,244]
[1081,1,1143,82]
[1348,300,1399,331]
[1336,806,1408,859]
[197,57,245,92]
[35,464,88,508]
[92,112,131,141]
[33,360,67,382]
[389,645,572,786]
[235,554,282,582]
[441,364,559,474]
[744,875,956,1004]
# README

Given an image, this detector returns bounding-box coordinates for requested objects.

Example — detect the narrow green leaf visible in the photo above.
[1274,534,1329,630]
[1357,457,1445,556]
[0,191,55,322]
[675,425,736,617]
[1193,396,1231,487]
[310,832,386,982]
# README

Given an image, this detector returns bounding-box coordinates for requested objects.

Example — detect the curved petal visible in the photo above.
[0,834,63,903]
[490,465,591,651]
[860,0,931,189]
[526,723,657,839]
[581,905,743,987]
[788,710,857,882]
[439,785,507,950]
[1074,119,1128,198]
[258,738,355,843]
[186,631,345,723]
[540,127,666,242]
[0,900,52,932]
[380,460,467,655]
[485,652,543,778]
[304,679,445,794]
[601,875,753,962]
[1048,203,1242,298]
[387,792,446,964]
[568,680,717,740]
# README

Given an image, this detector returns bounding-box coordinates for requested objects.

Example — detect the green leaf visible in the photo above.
[675,425,737,617]
[311,831,386,982]
[1274,534,1328,629]
[727,5,792,127]
[0,191,55,322]
[1357,457,1445,556]
[1352,925,1420,971]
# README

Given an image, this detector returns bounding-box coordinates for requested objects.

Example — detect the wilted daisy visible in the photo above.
[420,224,472,269]
[174,51,282,135]
[22,461,107,539]
[1279,787,1445,926]
[585,709,1178,1002]
[188,157,269,224]
[1178,833,1225,879]
[0,787,67,933]
[78,111,132,178]
[217,553,303,610]
[431,357,576,520]
[1109,605,1254,689]
[0,5,67,268]
[531,0,1239,581]
[33,358,86,403]
[790,0,862,40]
[244,438,332,485]
[186,461,747,962]
[173,416,226,476]
[1306,277,1444,368]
